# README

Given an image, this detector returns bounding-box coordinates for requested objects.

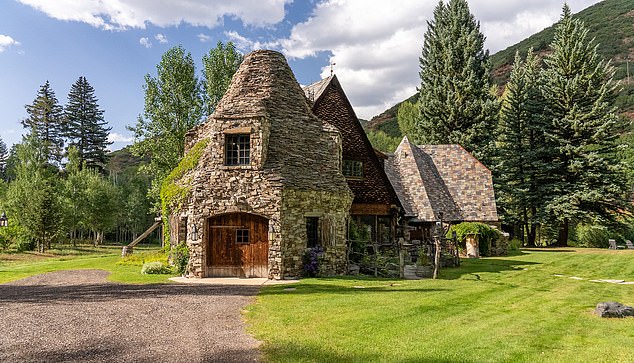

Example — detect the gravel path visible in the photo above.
[0,270,262,362]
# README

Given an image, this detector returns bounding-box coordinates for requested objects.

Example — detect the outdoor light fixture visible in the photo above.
[190,223,198,241]
[0,212,7,228]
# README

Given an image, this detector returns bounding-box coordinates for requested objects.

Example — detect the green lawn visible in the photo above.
[247,248,634,363]
[0,244,176,284]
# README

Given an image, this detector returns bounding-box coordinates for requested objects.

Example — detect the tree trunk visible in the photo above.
[557,219,569,247]
[526,223,537,247]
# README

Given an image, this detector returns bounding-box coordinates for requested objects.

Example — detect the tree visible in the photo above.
[64,76,112,171]
[202,41,243,117]
[6,132,62,251]
[61,146,120,245]
[130,46,203,208]
[397,100,421,144]
[416,0,499,164]
[0,137,7,181]
[366,130,400,153]
[541,5,629,246]
[22,81,65,165]
[495,50,551,246]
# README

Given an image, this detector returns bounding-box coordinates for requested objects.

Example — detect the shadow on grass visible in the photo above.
[259,281,448,296]
[439,256,541,280]
[523,248,576,253]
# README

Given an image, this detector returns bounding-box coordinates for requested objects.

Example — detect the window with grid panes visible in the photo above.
[225,134,250,166]
[236,229,249,244]
[342,160,363,178]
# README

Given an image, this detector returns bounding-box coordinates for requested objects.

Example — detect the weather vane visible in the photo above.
[330,62,336,76]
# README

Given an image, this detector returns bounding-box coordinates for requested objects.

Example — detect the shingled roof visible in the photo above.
[385,137,498,223]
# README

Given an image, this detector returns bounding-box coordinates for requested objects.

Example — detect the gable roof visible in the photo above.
[303,75,332,104]
[385,137,498,222]
[302,75,402,210]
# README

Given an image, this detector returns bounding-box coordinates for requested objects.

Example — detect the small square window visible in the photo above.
[236,229,249,244]
[306,217,319,248]
[343,160,363,178]
[225,134,250,166]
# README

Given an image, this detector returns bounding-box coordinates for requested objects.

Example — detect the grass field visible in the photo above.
[0,244,176,284]
[247,248,634,363]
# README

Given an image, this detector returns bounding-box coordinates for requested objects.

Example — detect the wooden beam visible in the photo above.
[128,220,162,248]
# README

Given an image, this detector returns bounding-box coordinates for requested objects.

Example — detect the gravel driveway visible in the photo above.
[0,270,261,362]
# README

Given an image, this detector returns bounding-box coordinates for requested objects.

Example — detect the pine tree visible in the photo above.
[22,81,65,165]
[202,41,243,117]
[417,0,499,164]
[496,49,551,247]
[64,76,112,171]
[541,5,629,246]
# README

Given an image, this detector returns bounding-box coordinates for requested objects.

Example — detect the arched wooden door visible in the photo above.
[207,213,269,277]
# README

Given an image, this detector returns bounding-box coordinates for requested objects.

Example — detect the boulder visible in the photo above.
[595,302,634,318]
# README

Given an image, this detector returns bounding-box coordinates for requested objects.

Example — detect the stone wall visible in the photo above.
[171,50,353,279]
[280,189,353,278]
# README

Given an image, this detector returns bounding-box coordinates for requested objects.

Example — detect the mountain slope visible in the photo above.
[366,0,634,136]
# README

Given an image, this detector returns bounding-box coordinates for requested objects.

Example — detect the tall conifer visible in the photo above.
[64,76,112,171]
[417,0,499,164]
[541,5,628,246]
[22,81,65,165]
[496,50,550,246]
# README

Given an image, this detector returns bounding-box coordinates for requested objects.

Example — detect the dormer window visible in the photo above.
[343,160,363,178]
[225,134,250,166]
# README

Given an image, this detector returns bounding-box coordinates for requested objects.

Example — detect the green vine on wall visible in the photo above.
[159,138,210,244]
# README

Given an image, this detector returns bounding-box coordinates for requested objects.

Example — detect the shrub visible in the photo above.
[448,222,502,257]
[508,238,522,252]
[141,261,172,274]
[118,251,168,266]
[173,242,189,275]
[576,224,610,248]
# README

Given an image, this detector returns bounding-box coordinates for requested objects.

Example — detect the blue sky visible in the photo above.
[0,0,601,151]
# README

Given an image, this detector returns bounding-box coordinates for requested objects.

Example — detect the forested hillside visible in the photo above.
[366,0,634,137]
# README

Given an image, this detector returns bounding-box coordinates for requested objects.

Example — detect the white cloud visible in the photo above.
[139,37,151,48]
[0,34,20,52]
[108,132,134,143]
[275,0,602,119]
[225,30,279,53]
[198,33,211,43]
[17,0,290,30]
[154,33,168,43]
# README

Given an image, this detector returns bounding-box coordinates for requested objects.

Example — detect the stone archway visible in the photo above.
[206,213,269,277]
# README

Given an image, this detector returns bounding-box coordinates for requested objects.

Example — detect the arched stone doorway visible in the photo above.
[206,213,269,277]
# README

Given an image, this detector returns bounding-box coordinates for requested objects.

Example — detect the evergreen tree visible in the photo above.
[64,76,112,171]
[496,50,550,247]
[22,81,65,165]
[541,5,629,246]
[417,0,499,164]
[130,45,203,208]
[0,137,7,181]
[202,41,243,117]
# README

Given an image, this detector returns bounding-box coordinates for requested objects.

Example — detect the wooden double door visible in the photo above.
[207,213,269,278]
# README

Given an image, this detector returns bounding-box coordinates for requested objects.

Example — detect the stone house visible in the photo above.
[303,76,402,246]
[168,49,498,279]
[170,50,353,279]
[385,136,498,241]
